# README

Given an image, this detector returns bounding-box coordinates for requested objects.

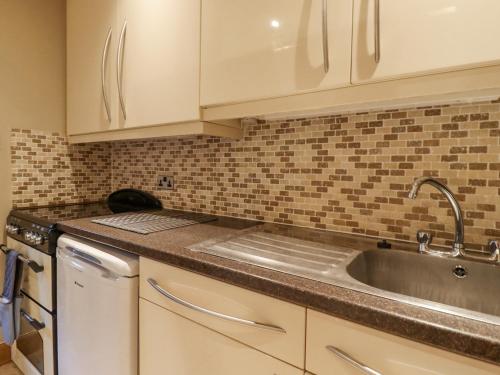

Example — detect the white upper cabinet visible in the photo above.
[352,0,500,83]
[67,0,119,135]
[201,0,353,106]
[117,0,200,128]
[67,0,203,137]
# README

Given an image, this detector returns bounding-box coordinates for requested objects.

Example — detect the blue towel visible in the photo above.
[0,249,24,345]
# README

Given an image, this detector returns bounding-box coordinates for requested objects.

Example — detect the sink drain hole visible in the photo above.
[453,265,467,279]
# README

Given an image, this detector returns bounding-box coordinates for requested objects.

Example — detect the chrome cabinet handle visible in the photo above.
[20,309,46,331]
[0,245,44,273]
[117,21,127,120]
[147,278,286,333]
[322,0,329,73]
[326,345,382,375]
[101,28,113,122]
[374,0,380,63]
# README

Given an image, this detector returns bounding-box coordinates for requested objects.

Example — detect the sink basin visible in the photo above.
[190,230,500,325]
[347,250,500,319]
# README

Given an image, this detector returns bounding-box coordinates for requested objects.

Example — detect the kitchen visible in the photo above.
[0,0,499,374]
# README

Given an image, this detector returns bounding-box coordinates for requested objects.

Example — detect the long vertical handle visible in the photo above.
[117,21,127,120]
[374,0,380,63]
[101,28,112,122]
[322,0,329,73]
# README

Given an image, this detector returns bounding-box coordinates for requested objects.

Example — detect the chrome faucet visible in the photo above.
[408,176,499,262]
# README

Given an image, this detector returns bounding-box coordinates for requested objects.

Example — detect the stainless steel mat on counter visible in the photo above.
[189,231,358,282]
[92,211,217,234]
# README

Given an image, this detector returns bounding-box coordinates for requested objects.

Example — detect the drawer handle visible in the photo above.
[147,278,286,333]
[20,309,46,331]
[326,345,382,375]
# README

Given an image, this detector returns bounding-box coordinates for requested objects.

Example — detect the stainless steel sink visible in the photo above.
[190,230,500,325]
[347,250,500,319]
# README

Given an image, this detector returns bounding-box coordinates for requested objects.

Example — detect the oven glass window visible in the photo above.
[17,300,45,374]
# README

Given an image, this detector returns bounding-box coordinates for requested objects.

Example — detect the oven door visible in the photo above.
[12,295,55,375]
[6,237,54,312]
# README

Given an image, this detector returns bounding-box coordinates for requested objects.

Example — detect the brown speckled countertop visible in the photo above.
[57,216,500,365]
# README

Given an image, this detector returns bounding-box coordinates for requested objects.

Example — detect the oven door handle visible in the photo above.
[20,309,45,331]
[1,245,44,273]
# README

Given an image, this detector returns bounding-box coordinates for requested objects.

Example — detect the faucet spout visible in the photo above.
[408,177,465,255]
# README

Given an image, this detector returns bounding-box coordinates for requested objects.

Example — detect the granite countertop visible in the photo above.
[57,216,500,365]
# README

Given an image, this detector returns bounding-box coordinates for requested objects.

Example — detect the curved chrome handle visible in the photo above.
[20,309,46,331]
[147,278,286,333]
[117,21,127,120]
[374,0,380,63]
[322,0,329,73]
[101,28,113,122]
[326,346,382,375]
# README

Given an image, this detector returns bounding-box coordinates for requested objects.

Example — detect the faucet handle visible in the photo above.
[417,230,432,245]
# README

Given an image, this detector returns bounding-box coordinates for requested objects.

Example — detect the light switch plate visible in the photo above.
[158,176,174,190]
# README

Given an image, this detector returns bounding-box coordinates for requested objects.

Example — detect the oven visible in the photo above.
[11,295,55,375]
[4,216,57,375]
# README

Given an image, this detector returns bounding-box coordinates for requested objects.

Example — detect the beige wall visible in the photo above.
[0,0,66,243]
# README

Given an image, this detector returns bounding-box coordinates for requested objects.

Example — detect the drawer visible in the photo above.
[7,238,54,312]
[140,257,306,368]
[306,309,499,375]
[140,298,303,375]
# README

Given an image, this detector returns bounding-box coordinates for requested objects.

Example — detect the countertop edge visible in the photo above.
[57,222,500,366]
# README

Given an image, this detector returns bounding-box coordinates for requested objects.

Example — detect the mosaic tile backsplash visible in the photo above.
[11,128,111,207]
[10,99,500,250]
[113,100,499,250]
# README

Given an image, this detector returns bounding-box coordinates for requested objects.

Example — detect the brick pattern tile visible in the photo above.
[112,101,500,250]
[10,129,111,207]
[9,99,499,251]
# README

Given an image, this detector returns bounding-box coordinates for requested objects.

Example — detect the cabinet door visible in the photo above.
[117,0,200,128]
[352,0,500,83]
[201,0,352,106]
[67,0,118,135]
[140,257,306,368]
[306,309,499,375]
[140,299,303,375]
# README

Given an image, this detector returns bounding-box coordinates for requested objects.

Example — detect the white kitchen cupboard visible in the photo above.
[140,299,304,375]
[140,257,306,368]
[116,0,200,128]
[67,0,119,135]
[352,0,500,83]
[200,0,353,106]
[67,0,242,143]
[306,309,499,375]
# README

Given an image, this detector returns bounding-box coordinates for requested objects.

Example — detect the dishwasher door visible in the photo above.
[56,237,138,375]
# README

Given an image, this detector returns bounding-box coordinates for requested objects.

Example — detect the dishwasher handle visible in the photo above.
[57,246,119,280]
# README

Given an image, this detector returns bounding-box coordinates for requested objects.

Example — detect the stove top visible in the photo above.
[10,202,114,228]
[6,202,114,254]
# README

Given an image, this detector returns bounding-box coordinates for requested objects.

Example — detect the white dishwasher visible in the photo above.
[56,234,139,375]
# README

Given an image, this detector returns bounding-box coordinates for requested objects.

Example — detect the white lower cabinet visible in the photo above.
[306,309,499,375]
[140,298,303,375]
[139,257,306,368]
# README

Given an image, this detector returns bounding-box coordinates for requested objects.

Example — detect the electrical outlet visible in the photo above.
[158,176,174,190]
